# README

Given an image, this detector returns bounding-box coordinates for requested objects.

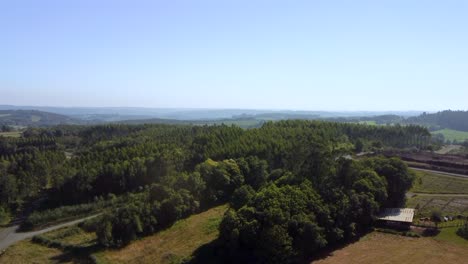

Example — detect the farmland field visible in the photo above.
[314,232,468,264]
[411,169,468,194]
[432,128,468,142]
[406,194,468,216]
[408,169,468,216]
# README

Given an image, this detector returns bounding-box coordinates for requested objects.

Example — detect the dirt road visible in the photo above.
[0,214,99,251]
[409,167,468,179]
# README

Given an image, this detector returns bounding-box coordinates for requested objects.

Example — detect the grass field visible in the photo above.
[411,169,468,194]
[0,225,97,263]
[0,205,228,264]
[432,128,468,142]
[314,232,468,264]
[30,115,42,122]
[358,120,377,125]
[0,239,72,264]
[40,225,97,247]
[0,131,21,138]
[95,204,228,264]
[434,227,468,247]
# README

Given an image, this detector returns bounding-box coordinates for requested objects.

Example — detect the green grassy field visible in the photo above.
[0,239,68,264]
[358,120,377,125]
[434,226,468,247]
[411,170,468,194]
[30,115,42,122]
[0,131,21,138]
[431,128,468,142]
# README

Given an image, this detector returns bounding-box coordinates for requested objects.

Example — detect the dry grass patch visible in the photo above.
[314,232,468,264]
[95,204,228,264]
[0,131,21,138]
[0,239,70,264]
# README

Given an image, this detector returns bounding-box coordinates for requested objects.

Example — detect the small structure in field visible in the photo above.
[376,208,415,229]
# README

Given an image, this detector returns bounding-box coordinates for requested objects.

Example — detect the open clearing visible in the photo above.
[432,129,468,142]
[94,204,228,264]
[435,145,463,154]
[314,232,468,264]
[0,239,72,264]
[0,131,21,138]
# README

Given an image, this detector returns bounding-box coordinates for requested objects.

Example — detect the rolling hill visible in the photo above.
[0,110,78,127]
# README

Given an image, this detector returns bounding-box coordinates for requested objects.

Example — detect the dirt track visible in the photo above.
[0,214,99,251]
[409,167,468,179]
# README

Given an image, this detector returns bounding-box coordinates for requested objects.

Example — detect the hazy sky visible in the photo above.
[1,0,467,111]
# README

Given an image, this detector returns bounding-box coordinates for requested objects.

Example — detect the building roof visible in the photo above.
[376,208,415,223]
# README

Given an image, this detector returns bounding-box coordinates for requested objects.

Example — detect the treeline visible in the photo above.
[405,110,468,132]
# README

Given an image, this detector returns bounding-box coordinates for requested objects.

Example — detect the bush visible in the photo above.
[0,206,10,225]
[456,224,468,240]
[21,196,121,230]
[78,216,102,232]
[375,228,420,238]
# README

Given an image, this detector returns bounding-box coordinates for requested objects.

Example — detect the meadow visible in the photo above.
[411,170,468,194]
[431,128,468,142]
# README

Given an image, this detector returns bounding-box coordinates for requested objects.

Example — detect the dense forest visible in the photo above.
[0,121,429,262]
[405,110,468,132]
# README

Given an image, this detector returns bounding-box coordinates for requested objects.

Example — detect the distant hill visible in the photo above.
[0,110,78,127]
[117,117,263,128]
[0,105,422,121]
[405,110,468,132]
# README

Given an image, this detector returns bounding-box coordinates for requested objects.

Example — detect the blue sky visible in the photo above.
[1,0,467,111]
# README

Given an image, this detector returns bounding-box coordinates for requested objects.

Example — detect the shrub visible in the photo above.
[456,224,468,240]
[21,195,122,230]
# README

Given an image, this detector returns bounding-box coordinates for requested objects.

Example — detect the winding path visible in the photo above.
[0,214,99,251]
[409,167,468,179]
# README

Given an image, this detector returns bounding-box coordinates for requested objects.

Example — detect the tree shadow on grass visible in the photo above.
[187,238,228,264]
[188,230,374,264]
[48,244,103,264]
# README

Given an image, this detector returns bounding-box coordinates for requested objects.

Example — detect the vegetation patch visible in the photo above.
[95,205,227,264]
[411,169,468,194]
[432,128,468,142]
[0,240,68,264]
[407,195,468,216]
[435,226,468,246]
[21,196,122,230]
[0,131,21,138]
